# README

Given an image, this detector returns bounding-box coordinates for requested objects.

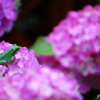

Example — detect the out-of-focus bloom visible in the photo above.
[0,0,17,37]
[0,41,40,79]
[37,54,100,94]
[74,72,100,94]
[47,5,100,56]
[0,62,83,100]
[47,5,100,76]
[46,5,100,94]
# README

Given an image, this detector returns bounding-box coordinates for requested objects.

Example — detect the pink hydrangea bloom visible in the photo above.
[0,41,40,79]
[0,63,83,100]
[72,70,100,94]
[37,54,100,94]
[0,0,17,37]
[46,5,100,94]
[47,5,100,76]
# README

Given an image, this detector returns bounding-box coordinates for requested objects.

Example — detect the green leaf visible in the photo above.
[30,36,54,55]
[0,44,20,64]
[94,96,100,100]
[15,0,22,9]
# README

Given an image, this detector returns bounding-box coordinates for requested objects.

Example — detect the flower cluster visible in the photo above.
[74,72,100,93]
[0,0,17,37]
[0,62,83,100]
[46,5,100,93]
[0,41,40,79]
[37,54,100,94]
[47,5,100,76]
[47,5,100,56]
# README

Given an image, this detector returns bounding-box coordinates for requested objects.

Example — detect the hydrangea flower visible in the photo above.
[47,5,100,76]
[74,72,100,94]
[0,0,17,37]
[0,41,40,79]
[46,5,100,94]
[37,54,100,95]
[0,62,83,100]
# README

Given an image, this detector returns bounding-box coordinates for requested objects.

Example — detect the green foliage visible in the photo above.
[30,36,54,55]
[15,0,22,9]
[94,96,100,100]
[0,44,20,64]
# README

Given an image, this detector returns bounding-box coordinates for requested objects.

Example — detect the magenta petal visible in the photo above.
[0,29,4,37]
[0,0,18,37]
[1,18,13,30]
[4,9,17,20]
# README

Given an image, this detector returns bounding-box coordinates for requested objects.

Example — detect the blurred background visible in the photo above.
[0,0,100,47]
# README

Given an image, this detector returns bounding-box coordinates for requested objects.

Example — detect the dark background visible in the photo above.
[0,0,99,47]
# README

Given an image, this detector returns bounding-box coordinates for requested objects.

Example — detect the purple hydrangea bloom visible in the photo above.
[46,5,100,94]
[0,62,83,100]
[74,72,100,93]
[47,5,100,76]
[37,54,100,94]
[0,41,40,79]
[0,0,17,37]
